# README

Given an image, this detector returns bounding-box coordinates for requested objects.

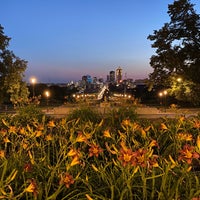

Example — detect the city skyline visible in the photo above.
[1,0,199,83]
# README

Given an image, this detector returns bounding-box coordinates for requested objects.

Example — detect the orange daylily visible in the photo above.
[88,143,103,157]
[178,144,200,164]
[177,133,193,141]
[47,120,56,128]
[192,119,200,129]
[3,136,10,143]
[140,128,147,138]
[122,119,131,126]
[160,123,168,130]
[103,129,112,138]
[35,130,43,137]
[45,134,53,141]
[60,173,75,188]
[70,156,81,166]
[8,126,17,133]
[67,148,78,157]
[19,127,26,135]
[37,124,44,131]
[0,129,7,136]
[24,179,38,197]
[75,132,87,143]
[118,147,136,166]
[0,150,5,158]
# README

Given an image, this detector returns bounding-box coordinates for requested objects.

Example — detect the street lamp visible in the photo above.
[45,90,50,106]
[177,77,182,83]
[30,77,37,97]
[158,90,167,111]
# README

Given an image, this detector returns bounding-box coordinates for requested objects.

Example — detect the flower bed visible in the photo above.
[0,106,200,199]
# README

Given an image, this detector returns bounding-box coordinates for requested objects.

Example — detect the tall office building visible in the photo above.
[116,67,122,84]
[109,70,115,82]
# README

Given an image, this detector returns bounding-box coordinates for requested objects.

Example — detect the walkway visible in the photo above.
[45,105,200,119]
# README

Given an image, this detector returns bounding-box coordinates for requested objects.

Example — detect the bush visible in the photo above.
[66,106,102,124]
[104,106,138,131]
[12,104,47,125]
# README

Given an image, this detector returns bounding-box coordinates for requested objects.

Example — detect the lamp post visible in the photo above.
[45,90,50,106]
[30,77,37,97]
[158,90,167,111]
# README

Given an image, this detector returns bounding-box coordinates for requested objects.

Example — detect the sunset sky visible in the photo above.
[1,0,199,83]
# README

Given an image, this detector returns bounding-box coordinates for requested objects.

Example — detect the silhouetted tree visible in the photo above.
[148,0,200,105]
[0,25,29,106]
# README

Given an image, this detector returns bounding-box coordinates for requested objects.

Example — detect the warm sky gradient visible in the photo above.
[1,0,199,83]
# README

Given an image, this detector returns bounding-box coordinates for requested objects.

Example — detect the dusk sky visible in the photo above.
[1,0,199,83]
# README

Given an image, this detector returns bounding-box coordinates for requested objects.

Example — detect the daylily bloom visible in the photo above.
[70,156,81,166]
[177,133,193,141]
[67,148,78,157]
[22,142,28,150]
[148,155,159,168]
[160,123,168,130]
[37,124,44,131]
[3,136,10,143]
[178,144,200,164]
[131,122,140,130]
[122,119,131,126]
[60,173,75,188]
[45,134,53,141]
[88,144,103,157]
[67,148,82,168]
[24,179,38,197]
[76,132,88,143]
[140,128,147,138]
[0,129,7,136]
[169,155,178,169]
[0,150,5,159]
[35,130,43,137]
[8,126,17,133]
[103,129,112,138]
[192,119,200,129]
[47,120,56,128]
[179,116,185,122]
[118,148,136,166]
[19,127,26,135]
[135,149,147,167]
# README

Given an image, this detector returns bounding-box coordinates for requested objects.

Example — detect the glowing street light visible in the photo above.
[30,77,37,97]
[45,90,50,106]
[158,90,168,110]
[177,77,182,83]
[159,92,163,97]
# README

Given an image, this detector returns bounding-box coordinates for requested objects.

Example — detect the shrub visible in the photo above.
[66,106,102,124]
[12,104,47,125]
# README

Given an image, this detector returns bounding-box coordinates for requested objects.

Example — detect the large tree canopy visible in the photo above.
[148,0,200,105]
[0,25,29,106]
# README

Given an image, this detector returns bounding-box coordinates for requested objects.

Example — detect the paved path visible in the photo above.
[136,107,199,118]
[45,105,200,119]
